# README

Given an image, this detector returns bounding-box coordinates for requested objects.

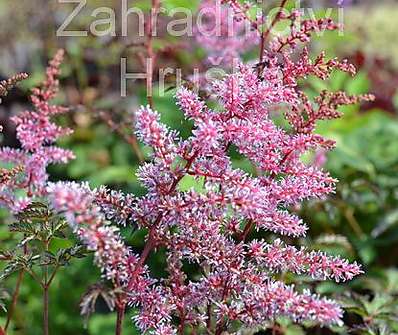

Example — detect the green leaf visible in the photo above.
[39,251,57,266]
[0,258,24,281]
[80,283,116,327]
[56,245,88,266]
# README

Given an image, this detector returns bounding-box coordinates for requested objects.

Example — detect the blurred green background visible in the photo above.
[0,0,397,334]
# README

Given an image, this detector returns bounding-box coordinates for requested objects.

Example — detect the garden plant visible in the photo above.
[0,1,397,335]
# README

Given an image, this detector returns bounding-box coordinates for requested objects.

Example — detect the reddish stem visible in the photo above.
[3,270,24,332]
[214,277,231,335]
[145,0,161,109]
[206,304,212,333]
[137,230,157,268]
[239,220,255,242]
[259,0,289,63]
[178,308,186,335]
[138,151,199,269]
[4,243,29,333]
[115,304,125,335]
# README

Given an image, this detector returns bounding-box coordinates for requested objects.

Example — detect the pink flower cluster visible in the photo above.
[0,50,74,212]
[47,181,174,334]
[45,3,372,334]
[0,73,28,100]
[49,60,365,334]
[195,0,259,65]
[48,182,133,282]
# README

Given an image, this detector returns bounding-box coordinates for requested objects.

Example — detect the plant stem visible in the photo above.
[214,277,230,335]
[115,305,125,335]
[344,207,365,238]
[4,269,24,332]
[178,308,186,335]
[239,220,255,242]
[46,264,60,288]
[43,285,49,335]
[259,0,289,63]
[206,304,212,333]
[43,240,50,335]
[145,0,160,109]
[137,231,156,268]
[137,151,199,268]
[4,242,28,333]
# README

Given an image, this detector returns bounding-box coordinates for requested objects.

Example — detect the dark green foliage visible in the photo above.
[0,202,88,334]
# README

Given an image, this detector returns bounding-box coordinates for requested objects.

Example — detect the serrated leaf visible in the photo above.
[0,287,9,313]
[80,283,116,327]
[19,235,36,246]
[0,250,13,261]
[39,251,57,266]
[0,259,24,281]
[9,221,36,235]
[56,245,87,266]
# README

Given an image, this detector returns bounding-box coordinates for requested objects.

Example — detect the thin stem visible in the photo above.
[128,151,199,333]
[145,0,161,109]
[239,220,255,242]
[41,263,60,335]
[259,0,289,63]
[115,305,125,335]
[137,231,156,268]
[214,277,230,335]
[46,264,60,288]
[4,240,29,333]
[206,304,212,332]
[344,207,365,238]
[178,309,185,335]
[43,240,50,335]
[4,269,24,332]
[43,285,49,335]
[214,319,226,335]
[137,151,199,268]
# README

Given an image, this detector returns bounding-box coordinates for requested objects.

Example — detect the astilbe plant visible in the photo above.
[195,0,258,66]
[0,49,74,212]
[45,2,373,335]
[0,51,86,335]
